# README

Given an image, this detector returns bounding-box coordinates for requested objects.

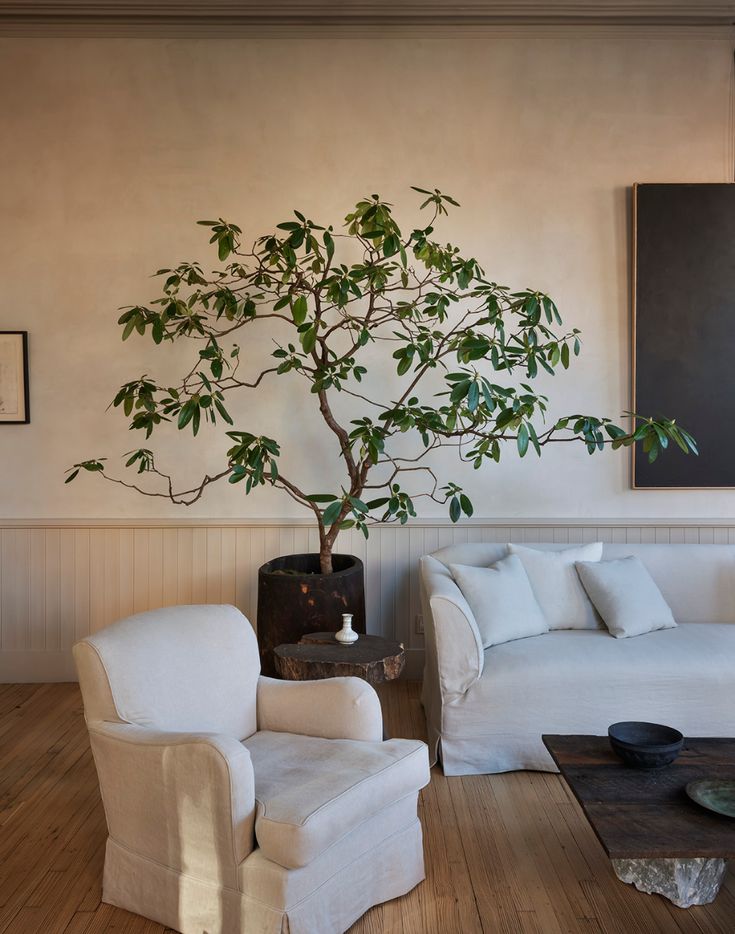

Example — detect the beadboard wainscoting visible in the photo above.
[1,519,734,682]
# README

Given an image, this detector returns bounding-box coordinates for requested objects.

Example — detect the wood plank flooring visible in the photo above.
[0,681,733,933]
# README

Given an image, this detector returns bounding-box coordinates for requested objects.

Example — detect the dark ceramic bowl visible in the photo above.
[608,721,684,769]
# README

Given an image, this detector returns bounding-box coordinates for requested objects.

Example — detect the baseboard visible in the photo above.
[0,651,78,683]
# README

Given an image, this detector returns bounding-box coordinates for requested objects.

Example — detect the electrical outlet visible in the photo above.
[415,614,424,635]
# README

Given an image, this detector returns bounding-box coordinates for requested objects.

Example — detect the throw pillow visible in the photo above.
[449,554,549,649]
[575,556,677,639]
[507,542,603,630]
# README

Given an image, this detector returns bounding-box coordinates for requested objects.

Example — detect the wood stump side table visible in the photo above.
[273,632,405,685]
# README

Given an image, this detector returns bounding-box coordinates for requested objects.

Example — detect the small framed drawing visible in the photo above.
[0,331,29,424]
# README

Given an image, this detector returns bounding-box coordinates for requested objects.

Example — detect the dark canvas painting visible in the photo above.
[633,183,735,488]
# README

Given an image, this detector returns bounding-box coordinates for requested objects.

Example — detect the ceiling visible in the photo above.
[0,1,733,26]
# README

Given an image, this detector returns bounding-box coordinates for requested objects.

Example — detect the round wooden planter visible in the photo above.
[256,553,366,676]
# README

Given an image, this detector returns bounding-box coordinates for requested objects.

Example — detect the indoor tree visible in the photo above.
[68,187,696,573]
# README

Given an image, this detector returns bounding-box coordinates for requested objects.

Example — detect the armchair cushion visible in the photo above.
[243,730,429,869]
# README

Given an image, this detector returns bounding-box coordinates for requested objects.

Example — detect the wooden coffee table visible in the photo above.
[543,735,735,908]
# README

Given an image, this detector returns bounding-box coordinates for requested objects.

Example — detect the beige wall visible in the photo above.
[1,30,734,522]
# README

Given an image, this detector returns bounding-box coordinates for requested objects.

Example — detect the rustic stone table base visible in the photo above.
[612,857,728,908]
[274,632,405,685]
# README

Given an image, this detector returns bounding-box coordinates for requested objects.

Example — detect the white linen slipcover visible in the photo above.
[74,604,430,933]
[507,541,603,629]
[576,555,677,638]
[449,555,548,647]
[420,543,735,775]
[243,730,428,869]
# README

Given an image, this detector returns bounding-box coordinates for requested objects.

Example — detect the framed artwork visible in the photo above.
[0,331,29,424]
[632,183,735,488]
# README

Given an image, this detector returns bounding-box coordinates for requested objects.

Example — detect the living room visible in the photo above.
[1,1,735,932]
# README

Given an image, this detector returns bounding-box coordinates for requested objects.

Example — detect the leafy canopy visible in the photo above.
[68,187,696,570]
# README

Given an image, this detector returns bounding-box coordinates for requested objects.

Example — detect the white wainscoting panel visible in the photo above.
[1,519,734,681]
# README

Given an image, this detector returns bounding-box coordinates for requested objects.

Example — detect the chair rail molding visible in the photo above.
[0,1,733,26]
[2,517,735,682]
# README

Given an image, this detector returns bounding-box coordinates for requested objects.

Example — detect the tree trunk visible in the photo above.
[319,536,334,575]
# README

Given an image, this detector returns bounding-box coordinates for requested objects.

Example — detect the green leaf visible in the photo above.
[292,295,307,326]
[322,500,343,527]
[366,497,390,509]
[450,380,470,404]
[467,381,480,412]
[306,493,338,503]
[214,399,233,425]
[178,402,195,430]
[449,496,461,523]
[459,494,474,517]
[300,326,317,354]
[480,381,496,411]
[349,496,369,513]
[517,423,529,457]
[396,353,413,376]
[323,230,335,261]
[218,235,231,262]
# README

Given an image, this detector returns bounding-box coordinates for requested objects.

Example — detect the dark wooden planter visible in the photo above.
[257,553,366,676]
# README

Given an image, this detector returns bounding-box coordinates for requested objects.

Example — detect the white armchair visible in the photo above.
[73,605,429,934]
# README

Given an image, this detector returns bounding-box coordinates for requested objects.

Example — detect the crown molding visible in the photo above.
[0,1,733,28]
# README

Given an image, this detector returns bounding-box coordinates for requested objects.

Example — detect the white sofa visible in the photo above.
[420,543,735,775]
[74,605,430,934]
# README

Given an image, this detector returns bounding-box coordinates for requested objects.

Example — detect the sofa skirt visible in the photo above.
[102,806,425,933]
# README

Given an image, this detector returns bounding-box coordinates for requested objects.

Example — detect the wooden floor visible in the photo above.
[1,684,734,934]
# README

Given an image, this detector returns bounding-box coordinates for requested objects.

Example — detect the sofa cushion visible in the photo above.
[449,555,548,648]
[576,556,677,638]
[242,731,429,869]
[508,542,603,630]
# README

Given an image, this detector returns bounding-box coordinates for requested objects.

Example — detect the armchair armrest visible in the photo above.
[257,676,383,742]
[420,555,484,698]
[87,721,256,886]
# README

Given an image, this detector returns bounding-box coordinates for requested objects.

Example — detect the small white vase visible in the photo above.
[335,613,359,644]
